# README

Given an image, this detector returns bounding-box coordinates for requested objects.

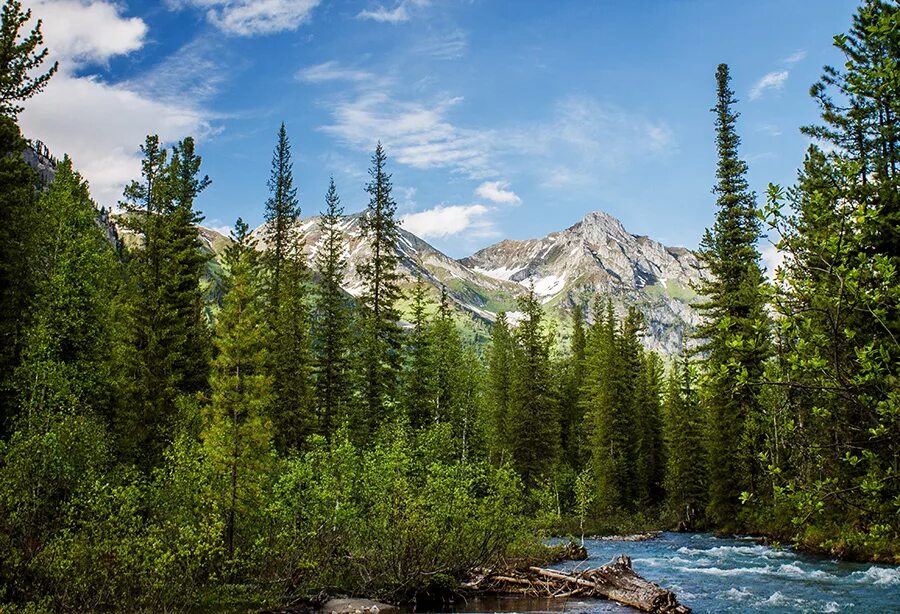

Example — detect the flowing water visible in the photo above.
[442,533,900,613]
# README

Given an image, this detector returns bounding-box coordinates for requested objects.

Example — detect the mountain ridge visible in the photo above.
[182,208,705,354]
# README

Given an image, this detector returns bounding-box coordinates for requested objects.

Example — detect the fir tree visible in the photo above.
[663,350,707,529]
[402,276,435,429]
[263,122,300,304]
[204,218,274,561]
[0,115,37,434]
[119,135,180,463]
[0,0,57,116]
[509,288,559,484]
[486,311,514,461]
[262,123,315,451]
[763,0,900,541]
[560,305,587,468]
[356,142,402,433]
[163,137,212,394]
[695,64,771,529]
[313,178,350,437]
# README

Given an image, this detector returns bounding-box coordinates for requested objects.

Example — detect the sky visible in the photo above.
[19,0,859,262]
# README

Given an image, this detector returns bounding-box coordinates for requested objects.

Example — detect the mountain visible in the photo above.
[152,209,704,354]
[460,211,705,354]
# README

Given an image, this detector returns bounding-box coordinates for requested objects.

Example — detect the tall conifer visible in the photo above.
[313,178,350,436]
[357,142,402,433]
[696,64,771,528]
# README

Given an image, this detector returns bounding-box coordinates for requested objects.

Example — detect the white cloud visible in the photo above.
[475,180,520,204]
[19,1,214,208]
[761,242,784,280]
[169,0,321,36]
[750,70,789,101]
[357,0,430,23]
[296,61,374,83]
[25,0,147,67]
[321,92,493,177]
[401,204,495,239]
[783,50,807,64]
[417,29,467,60]
[20,74,213,207]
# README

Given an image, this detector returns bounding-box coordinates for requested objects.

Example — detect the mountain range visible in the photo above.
[196,210,706,355]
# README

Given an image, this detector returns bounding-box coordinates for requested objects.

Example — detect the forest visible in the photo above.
[0,0,898,611]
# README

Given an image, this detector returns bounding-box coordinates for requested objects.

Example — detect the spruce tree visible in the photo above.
[486,311,514,461]
[509,289,559,484]
[13,158,119,427]
[663,350,707,529]
[119,135,180,463]
[0,115,37,434]
[696,64,771,529]
[0,0,57,117]
[313,178,350,437]
[763,0,900,540]
[402,276,435,428]
[163,137,212,394]
[262,123,315,451]
[431,289,464,424]
[560,305,587,469]
[263,122,300,304]
[356,142,402,433]
[204,218,274,560]
[635,351,665,508]
[270,236,315,450]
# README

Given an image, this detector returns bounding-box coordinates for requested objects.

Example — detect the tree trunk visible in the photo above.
[464,555,690,614]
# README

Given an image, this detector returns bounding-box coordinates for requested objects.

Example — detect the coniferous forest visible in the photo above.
[1,0,898,611]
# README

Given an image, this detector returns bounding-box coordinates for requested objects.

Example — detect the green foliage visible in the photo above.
[663,351,707,529]
[0,115,39,435]
[356,143,403,435]
[760,0,900,555]
[314,178,351,436]
[205,219,275,561]
[263,124,316,452]
[695,64,772,530]
[509,289,560,485]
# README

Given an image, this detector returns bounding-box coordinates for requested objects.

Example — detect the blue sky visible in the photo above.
[20,0,858,260]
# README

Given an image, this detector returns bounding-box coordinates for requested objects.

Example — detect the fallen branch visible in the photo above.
[464,555,690,614]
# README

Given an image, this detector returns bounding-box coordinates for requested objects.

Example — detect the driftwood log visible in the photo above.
[463,555,690,614]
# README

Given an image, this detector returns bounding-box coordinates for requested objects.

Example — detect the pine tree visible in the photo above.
[13,158,119,427]
[763,0,900,540]
[430,288,464,427]
[695,64,771,529]
[0,0,57,117]
[204,218,274,560]
[509,288,559,484]
[262,123,315,451]
[270,236,315,450]
[0,115,37,434]
[263,122,300,304]
[119,135,181,463]
[163,137,212,394]
[635,351,665,508]
[486,311,514,461]
[402,276,435,429]
[356,142,402,433]
[663,350,707,529]
[313,178,350,437]
[560,305,587,468]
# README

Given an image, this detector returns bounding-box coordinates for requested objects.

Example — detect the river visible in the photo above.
[440,532,900,613]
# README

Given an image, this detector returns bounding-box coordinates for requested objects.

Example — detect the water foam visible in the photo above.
[850,565,900,586]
